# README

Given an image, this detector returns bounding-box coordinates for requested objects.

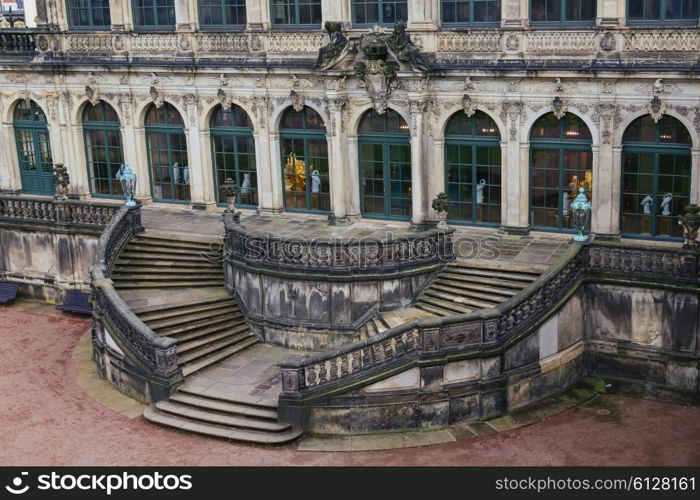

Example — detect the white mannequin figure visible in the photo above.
[476,179,486,204]
[562,191,570,216]
[172,162,180,183]
[660,193,672,216]
[182,165,189,185]
[241,173,251,194]
[641,195,654,215]
[311,169,321,194]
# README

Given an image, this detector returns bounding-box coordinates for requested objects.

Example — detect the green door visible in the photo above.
[360,142,411,219]
[14,100,54,195]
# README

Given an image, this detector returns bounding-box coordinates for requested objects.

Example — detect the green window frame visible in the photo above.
[627,0,699,24]
[13,100,54,196]
[83,102,124,198]
[132,0,176,28]
[270,0,322,26]
[211,104,257,208]
[352,0,408,26]
[441,0,501,25]
[530,0,596,25]
[620,115,692,240]
[199,0,247,27]
[358,109,412,220]
[529,112,593,232]
[444,111,502,226]
[66,0,111,28]
[280,106,330,213]
[144,103,190,203]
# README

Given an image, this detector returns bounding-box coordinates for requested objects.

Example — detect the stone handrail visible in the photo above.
[0,194,120,227]
[2,27,698,60]
[279,242,700,397]
[225,221,454,275]
[90,204,180,379]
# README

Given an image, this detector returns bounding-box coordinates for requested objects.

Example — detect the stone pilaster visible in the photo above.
[599,0,623,26]
[322,0,349,27]
[246,0,270,30]
[409,99,428,227]
[264,130,285,214]
[502,0,528,28]
[408,0,439,30]
[501,101,529,232]
[108,0,127,31]
[325,96,355,223]
[428,138,445,220]
[174,0,194,30]
[591,103,619,238]
[182,94,209,208]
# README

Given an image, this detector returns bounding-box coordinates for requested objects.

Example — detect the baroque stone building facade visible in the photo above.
[0,0,699,239]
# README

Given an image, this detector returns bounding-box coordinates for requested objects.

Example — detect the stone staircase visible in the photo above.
[414,260,542,317]
[143,386,302,445]
[132,296,258,377]
[112,233,224,289]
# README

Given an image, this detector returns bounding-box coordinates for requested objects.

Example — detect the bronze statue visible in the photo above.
[384,21,432,73]
[316,22,348,69]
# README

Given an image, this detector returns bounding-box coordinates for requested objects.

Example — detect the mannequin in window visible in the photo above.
[311,169,321,194]
[241,173,251,194]
[641,195,654,215]
[660,193,673,216]
[476,179,486,204]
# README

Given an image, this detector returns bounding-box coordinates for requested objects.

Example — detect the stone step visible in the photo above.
[178,385,278,410]
[114,266,222,275]
[440,271,536,290]
[154,401,291,433]
[125,242,215,256]
[155,312,244,337]
[118,252,220,264]
[115,257,221,269]
[428,283,504,305]
[451,259,544,274]
[179,334,255,365]
[177,329,252,355]
[136,297,235,321]
[444,266,539,283]
[414,302,450,316]
[145,303,238,330]
[422,288,495,310]
[374,315,391,332]
[169,393,279,421]
[417,296,474,315]
[434,278,521,297]
[170,320,247,344]
[181,338,259,377]
[114,280,224,289]
[143,405,302,445]
[133,236,219,251]
[112,273,223,282]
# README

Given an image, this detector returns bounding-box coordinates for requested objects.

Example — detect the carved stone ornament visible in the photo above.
[552,96,566,120]
[150,86,164,109]
[217,88,232,110]
[600,32,616,52]
[462,94,476,117]
[52,164,70,201]
[431,192,452,230]
[505,34,519,51]
[647,95,666,123]
[315,21,350,69]
[85,85,100,106]
[355,29,399,114]
[290,90,305,112]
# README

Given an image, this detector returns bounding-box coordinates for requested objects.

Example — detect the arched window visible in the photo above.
[445,111,501,225]
[199,0,246,27]
[353,0,408,25]
[628,0,698,24]
[132,0,175,27]
[358,109,411,219]
[530,112,593,231]
[271,0,322,25]
[14,100,54,195]
[280,107,329,212]
[66,0,111,28]
[621,115,692,239]
[144,103,190,203]
[83,102,124,197]
[441,0,500,25]
[211,104,257,207]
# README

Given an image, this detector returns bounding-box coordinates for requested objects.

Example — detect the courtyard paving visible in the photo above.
[2,301,700,466]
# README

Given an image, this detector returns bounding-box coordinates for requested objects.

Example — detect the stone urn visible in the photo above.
[432,192,452,231]
[678,204,700,250]
[220,177,241,224]
[52,164,70,201]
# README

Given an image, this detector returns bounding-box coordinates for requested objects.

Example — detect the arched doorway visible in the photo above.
[444,110,501,225]
[280,106,329,212]
[529,112,593,231]
[358,109,411,219]
[621,115,692,239]
[144,103,190,203]
[83,101,124,198]
[13,100,54,195]
[210,104,257,207]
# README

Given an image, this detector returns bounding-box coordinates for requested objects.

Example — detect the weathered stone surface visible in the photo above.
[362,368,420,393]
[505,331,540,371]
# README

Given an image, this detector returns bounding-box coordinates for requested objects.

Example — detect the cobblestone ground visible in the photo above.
[2,302,700,466]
